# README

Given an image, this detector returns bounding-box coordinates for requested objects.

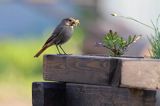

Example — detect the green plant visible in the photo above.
[98,30,141,56]
[148,16,160,58]
[111,13,160,58]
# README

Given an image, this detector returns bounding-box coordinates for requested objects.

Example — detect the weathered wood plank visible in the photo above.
[43,54,160,90]
[66,83,156,106]
[32,82,156,106]
[43,54,121,86]
[32,82,65,106]
[121,59,160,90]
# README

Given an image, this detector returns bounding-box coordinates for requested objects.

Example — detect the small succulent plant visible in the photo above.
[97,30,141,56]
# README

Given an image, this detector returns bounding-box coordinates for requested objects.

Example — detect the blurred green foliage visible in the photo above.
[0,39,42,80]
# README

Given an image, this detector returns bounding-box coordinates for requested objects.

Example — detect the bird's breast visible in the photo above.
[58,26,74,44]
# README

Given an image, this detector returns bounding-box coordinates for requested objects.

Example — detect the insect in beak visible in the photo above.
[75,19,80,26]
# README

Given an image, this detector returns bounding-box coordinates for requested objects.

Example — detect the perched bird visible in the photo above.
[34,17,80,58]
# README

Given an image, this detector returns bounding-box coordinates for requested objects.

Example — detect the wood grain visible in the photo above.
[32,82,156,106]
[43,54,160,90]
[121,59,160,90]
[66,83,156,106]
[43,55,121,86]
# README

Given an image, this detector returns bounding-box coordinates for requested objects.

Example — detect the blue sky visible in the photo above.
[0,2,55,37]
[0,1,77,37]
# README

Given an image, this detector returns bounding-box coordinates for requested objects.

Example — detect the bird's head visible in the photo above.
[63,17,80,27]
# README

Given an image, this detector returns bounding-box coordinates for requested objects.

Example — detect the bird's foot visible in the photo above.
[57,53,68,55]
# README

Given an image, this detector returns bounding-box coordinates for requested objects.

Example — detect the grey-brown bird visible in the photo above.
[34,17,80,58]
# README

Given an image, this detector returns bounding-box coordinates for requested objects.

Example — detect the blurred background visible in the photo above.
[0,0,160,106]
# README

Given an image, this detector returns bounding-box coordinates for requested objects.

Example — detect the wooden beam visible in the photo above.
[43,54,160,90]
[32,82,65,106]
[32,82,156,106]
[121,60,160,90]
[43,54,121,86]
[66,83,156,106]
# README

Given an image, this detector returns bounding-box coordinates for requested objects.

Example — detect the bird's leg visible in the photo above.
[56,45,61,54]
[59,45,67,54]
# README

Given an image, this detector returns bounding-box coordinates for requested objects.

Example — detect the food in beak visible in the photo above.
[75,19,80,26]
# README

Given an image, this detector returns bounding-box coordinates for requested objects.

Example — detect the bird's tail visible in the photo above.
[34,46,47,58]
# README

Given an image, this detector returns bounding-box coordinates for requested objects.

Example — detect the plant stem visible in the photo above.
[112,14,154,30]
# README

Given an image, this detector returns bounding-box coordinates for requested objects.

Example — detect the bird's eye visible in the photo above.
[68,19,72,22]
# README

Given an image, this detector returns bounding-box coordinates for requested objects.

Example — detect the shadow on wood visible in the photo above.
[32,82,65,106]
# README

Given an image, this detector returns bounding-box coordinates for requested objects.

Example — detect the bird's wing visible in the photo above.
[43,26,65,47]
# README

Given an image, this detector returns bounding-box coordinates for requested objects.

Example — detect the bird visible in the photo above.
[34,17,80,58]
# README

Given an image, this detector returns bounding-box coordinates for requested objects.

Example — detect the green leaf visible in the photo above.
[128,36,132,44]
[102,30,141,56]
